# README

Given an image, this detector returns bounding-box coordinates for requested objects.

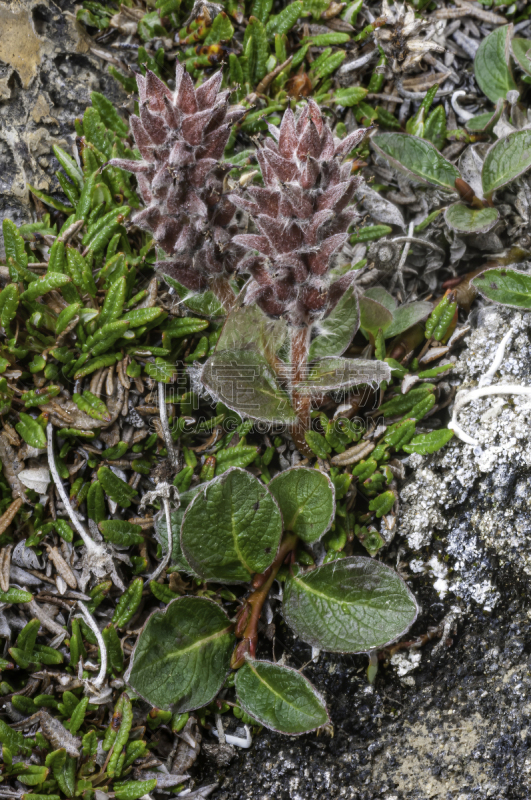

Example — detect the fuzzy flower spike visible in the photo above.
[110,65,245,309]
[230,100,368,328]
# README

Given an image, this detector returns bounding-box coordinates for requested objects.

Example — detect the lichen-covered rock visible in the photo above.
[398,304,531,610]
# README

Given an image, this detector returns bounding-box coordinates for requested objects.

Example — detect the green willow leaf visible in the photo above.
[482,130,531,197]
[371,133,460,191]
[201,347,297,425]
[309,286,359,359]
[268,466,335,544]
[444,202,499,234]
[512,38,531,76]
[472,267,531,308]
[300,357,391,394]
[283,556,418,652]
[235,658,329,734]
[359,295,393,336]
[125,597,234,711]
[384,301,433,338]
[474,24,516,102]
[180,468,282,582]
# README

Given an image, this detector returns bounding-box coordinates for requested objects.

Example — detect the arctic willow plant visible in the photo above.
[201,100,391,451]
[116,64,391,449]
[128,466,417,734]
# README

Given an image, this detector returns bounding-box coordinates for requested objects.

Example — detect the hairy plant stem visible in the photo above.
[211,275,236,314]
[231,532,298,669]
[289,326,312,456]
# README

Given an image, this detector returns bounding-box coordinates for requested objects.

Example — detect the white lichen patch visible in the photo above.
[398,306,531,611]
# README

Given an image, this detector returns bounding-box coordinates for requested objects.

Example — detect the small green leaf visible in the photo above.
[482,130,531,197]
[333,86,367,106]
[201,348,297,425]
[97,466,137,508]
[402,428,454,455]
[472,267,531,308]
[181,468,283,582]
[359,295,393,336]
[474,24,516,103]
[384,301,433,339]
[309,286,359,359]
[98,520,143,546]
[283,556,418,652]
[268,466,335,544]
[114,780,158,800]
[15,414,46,449]
[73,391,111,422]
[444,203,499,234]
[512,38,531,76]
[90,91,130,136]
[125,597,234,712]
[235,658,329,734]
[371,133,460,191]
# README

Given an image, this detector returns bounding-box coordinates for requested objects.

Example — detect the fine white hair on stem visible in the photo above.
[158,382,181,470]
[147,495,173,584]
[478,328,513,387]
[47,423,100,553]
[449,384,531,445]
[77,600,107,689]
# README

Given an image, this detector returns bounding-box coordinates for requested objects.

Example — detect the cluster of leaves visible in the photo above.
[371,26,531,235]
[75,0,434,140]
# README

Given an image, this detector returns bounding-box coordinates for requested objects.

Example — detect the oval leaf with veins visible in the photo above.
[482,130,531,197]
[472,267,531,308]
[126,596,234,712]
[180,467,283,583]
[371,133,460,191]
[444,203,499,234]
[474,24,516,103]
[235,657,329,734]
[268,467,335,544]
[283,556,418,653]
[512,38,531,76]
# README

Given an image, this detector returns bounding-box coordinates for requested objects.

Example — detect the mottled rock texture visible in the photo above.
[0,0,125,252]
